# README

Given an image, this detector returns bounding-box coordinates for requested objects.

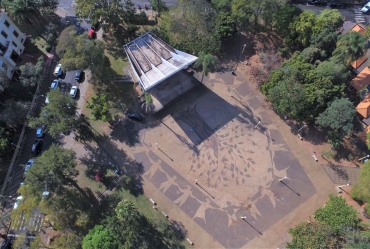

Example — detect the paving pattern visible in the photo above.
[321,165,360,185]
[132,77,317,248]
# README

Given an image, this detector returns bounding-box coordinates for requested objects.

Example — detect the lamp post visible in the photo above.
[298,125,307,132]
[241,44,246,58]
[0,195,11,198]
[10,143,21,149]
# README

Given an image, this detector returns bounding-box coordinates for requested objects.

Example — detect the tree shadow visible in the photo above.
[109,118,140,147]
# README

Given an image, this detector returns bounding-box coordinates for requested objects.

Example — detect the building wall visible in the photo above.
[0,11,27,79]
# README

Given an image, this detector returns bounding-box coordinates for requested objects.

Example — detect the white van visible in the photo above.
[54,64,63,77]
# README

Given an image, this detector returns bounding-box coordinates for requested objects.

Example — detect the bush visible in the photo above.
[45,44,52,53]
[322,149,337,159]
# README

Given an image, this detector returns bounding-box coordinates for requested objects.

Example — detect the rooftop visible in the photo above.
[350,67,370,91]
[123,32,198,91]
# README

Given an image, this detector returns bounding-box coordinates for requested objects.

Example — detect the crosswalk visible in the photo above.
[11,212,44,232]
[354,8,366,24]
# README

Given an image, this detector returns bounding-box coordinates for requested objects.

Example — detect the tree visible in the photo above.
[24,144,79,195]
[86,94,111,122]
[315,98,356,134]
[51,233,82,249]
[215,11,236,40]
[115,200,140,223]
[82,225,119,249]
[332,32,367,66]
[150,0,168,16]
[352,161,370,203]
[19,55,45,88]
[287,11,317,48]
[287,220,340,249]
[314,9,344,34]
[315,59,349,85]
[268,80,309,121]
[0,68,11,89]
[194,51,218,81]
[314,194,359,233]
[212,0,231,11]
[0,99,29,126]
[28,89,77,138]
[310,28,339,59]
[0,120,14,156]
[272,3,302,38]
[159,0,221,54]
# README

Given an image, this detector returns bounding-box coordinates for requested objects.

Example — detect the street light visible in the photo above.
[10,142,21,149]
[0,195,11,198]
[241,44,246,56]
[298,125,307,132]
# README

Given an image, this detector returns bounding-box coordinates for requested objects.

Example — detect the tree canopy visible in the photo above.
[82,225,119,249]
[86,93,111,122]
[352,161,370,204]
[332,32,367,66]
[315,98,356,134]
[28,89,77,138]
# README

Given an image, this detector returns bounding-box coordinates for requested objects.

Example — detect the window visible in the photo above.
[20,38,24,43]
[1,31,8,39]
[13,30,18,37]
[12,41,17,47]
[4,20,10,28]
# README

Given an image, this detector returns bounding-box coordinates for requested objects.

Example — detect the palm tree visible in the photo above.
[332,32,367,66]
[115,200,140,223]
[194,51,218,82]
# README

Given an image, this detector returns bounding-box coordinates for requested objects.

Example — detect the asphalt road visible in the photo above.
[294,4,368,24]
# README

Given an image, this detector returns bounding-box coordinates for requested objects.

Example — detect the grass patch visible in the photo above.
[105,50,128,76]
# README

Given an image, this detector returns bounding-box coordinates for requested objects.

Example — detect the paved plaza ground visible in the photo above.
[61,37,339,248]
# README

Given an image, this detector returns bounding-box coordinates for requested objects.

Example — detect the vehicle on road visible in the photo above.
[13,196,23,209]
[50,79,59,89]
[75,70,83,82]
[126,111,143,121]
[327,1,343,8]
[36,125,45,138]
[31,139,43,155]
[25,159,34,172]
[70,86,78,99]
[362,2,370,12]
[54,64,63,77]
[311,0,326,5]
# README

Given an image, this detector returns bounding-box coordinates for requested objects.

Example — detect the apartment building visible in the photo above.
[0,11,27,79]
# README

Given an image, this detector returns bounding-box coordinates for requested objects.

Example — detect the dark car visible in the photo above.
[75,70,83,82]
[126,111,143,121]
[31,139,43,155]
[328,1,343,8]
[311,0,326,5]
[1,238,12,249]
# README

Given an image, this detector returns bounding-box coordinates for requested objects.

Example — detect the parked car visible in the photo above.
[75,70,83,82]
[1,238,12,249]
[69,86,78,99]
[36,125,45,138]
[311,0,326,5]
[54,64,63,77]
[362,3,370,12]
[25,159,34,172]
[13,196,23,209]
[327,1,342,7]
[50,79,59,89]
[31,139,43,155]
[126,111,143,121]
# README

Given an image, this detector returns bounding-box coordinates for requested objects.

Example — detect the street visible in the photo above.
[294,4,369,24]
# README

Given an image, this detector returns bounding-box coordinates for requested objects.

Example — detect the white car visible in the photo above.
[50,79,59,90]
[25,159,34,171]
[362,3,370,12]
[13,196,23,209]
[54,64,63,77]
[69,86,78,99]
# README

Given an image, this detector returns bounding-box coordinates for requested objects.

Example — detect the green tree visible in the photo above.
[0,121,12,156]
[28,89,77,138]
[352,161,370,203]
[212,0,231,11]
[314,194,359,233]
[150,0,168,16]
[86,94,111,122]
[82,225,119,249]
[315,59,349,85]
[315,98,356,134]
[215,11,236,40]
[159,0,221,54]
[115,200,140,223]
[50,233,82,249]
[287,11,317,48]
[0,68,12,89]
[314,9,344,34]
[332,32,367,66]
[272,3,302,38]
[194,51,218,81]
[310,28,339,58]
[19,56,44,88]
[24,144,80,197]
[287,220,340,249]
